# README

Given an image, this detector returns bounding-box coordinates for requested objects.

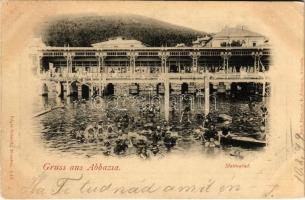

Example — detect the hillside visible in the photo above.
[41,15,207,47]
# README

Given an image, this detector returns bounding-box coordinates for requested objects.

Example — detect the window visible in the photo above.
[253,42,256,47]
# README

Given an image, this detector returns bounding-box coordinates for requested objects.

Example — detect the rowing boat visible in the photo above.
[219,133,266,148]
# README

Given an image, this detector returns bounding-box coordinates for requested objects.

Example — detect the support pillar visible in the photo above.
[90,84,94,98]
[254,55,258,73]
[223,57,226,72]
[129,51,137,74]
[226,57,229,72]
[204,75,210,116]
[62,82,67,98]
[56,95,62,106]
[66,81,71,96]
[97,56,103,97]
[98,56,101,73]
[66,96,71,105]
[192,57,197,73]
[65,53,73,74]
[161,57,167,73]
[221,52,231,73]
[160,51,168,73]
[191,51,200,73]
[164,80,170,121]
[56,82,61,97]
[252,51,263,73]
[78,85,82,99]
[100,56,104,96]
[100,83,104,96]
[98,74,103,96]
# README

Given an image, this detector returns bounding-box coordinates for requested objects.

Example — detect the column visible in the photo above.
[97,55,102,96]
[258,52,263,72]
[221,52,231,73]
[226,56,229,72]
[56,82,61,97]
[133,56,136,73]
[161,57,165,73]
[204,75,210,116]
[223,56,226,72]
[78,85,82,99]
[164,57,167,73]
[253,54,258,73]
[89,84,93,98]
[252,51,264,73]
[66,81,71,96]
[160,51,168,73]
[191,51,200,73]
[129,52,136,74]
[62,82,68,98]
[164,79,170,121]
[65,53,73,75]
[192,56,197,73]
[100,83,104,96]
[97,53,105,73]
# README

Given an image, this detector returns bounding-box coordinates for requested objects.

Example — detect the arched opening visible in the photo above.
[156,83,164,95]
[105,83,114,96]
[181,82,189,94]
[81,84,90,100]
[129,83,139,95]
[170,65,178,73]
[230,82,252,100]
[71,81,78,99]
[59,82,64,98]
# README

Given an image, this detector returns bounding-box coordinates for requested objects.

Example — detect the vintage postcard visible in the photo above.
[1,1,304,198]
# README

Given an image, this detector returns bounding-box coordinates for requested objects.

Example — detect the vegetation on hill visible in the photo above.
[41,15,206,47]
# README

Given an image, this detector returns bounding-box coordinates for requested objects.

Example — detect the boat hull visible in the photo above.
[220,135,266,148]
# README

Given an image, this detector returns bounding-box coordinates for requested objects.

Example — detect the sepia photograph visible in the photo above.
[31,14,271,159]
[1,1,303,198]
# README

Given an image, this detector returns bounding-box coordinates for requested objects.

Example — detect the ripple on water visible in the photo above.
[33,96,268,159]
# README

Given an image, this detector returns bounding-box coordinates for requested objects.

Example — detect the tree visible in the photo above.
[41,15,205,47]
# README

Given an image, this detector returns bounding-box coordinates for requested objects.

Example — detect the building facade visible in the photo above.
[210,26,267,47]
[91,37,146,49]
[33,26,271,120]
[34,42,271,119]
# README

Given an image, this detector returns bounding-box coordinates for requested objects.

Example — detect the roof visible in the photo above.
[91,37,146,48]
[214,26,264,38]
[193,35,212,44]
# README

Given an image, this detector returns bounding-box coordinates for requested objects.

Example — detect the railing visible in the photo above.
[41,49,271,57]
[40,70,266,82]
[209,72,265,79]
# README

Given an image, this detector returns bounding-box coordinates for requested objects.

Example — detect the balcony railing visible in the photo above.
[39,70,266,82]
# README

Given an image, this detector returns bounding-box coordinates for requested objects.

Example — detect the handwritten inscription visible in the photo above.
[295,57,305,184]
[25,173,241,196]
[294,133,304,184]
